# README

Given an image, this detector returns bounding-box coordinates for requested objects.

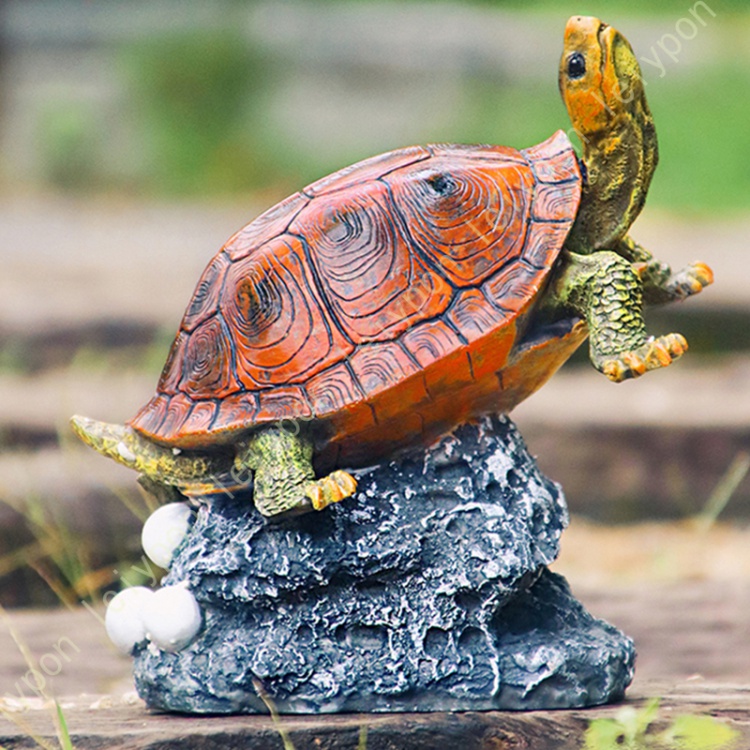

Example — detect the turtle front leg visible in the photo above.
[237,427,357,519]
[616,236,714,305]
[551,250,688,382]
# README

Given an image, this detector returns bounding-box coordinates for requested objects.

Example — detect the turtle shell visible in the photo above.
[130,130,585,465]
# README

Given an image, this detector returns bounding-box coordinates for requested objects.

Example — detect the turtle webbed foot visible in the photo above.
[305,470,358,511]
[596,332,688,382]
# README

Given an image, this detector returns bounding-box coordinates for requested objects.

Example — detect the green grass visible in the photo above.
[584,696,740,749]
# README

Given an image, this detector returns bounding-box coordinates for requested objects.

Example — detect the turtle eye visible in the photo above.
[567,52,586,80]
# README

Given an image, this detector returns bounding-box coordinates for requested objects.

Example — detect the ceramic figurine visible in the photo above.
[72,15,712,519]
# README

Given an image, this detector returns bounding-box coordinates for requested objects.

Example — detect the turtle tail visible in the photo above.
[70,416,234,496]
[70,416,145,470]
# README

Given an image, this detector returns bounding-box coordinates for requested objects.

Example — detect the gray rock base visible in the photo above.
[134,416,635,713]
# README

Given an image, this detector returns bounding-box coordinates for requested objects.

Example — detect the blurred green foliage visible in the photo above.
[122,29,275,195]
[36,101,103,190]
[32,1,750,213]
[649,65,750,213]
[342,0,748,13]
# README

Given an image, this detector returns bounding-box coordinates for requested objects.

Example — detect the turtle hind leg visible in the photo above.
[237,427,357,519]
[551,250,688,383]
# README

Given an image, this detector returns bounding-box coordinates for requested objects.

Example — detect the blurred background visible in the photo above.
[1,0,749,612]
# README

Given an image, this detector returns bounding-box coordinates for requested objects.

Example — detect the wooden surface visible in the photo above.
[0,682,748,749]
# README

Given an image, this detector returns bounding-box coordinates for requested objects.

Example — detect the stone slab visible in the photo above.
[133,417,633,713]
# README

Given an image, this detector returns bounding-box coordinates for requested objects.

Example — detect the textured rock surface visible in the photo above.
[134,416,635,713]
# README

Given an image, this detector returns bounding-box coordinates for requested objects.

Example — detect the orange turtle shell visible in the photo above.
[130,130,587,468]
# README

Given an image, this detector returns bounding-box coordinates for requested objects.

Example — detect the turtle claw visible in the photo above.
[305,470,358,512]
[667,261,714,300]
[600,333,688,382]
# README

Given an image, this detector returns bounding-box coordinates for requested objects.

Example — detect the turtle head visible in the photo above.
[559,16,658,251]
[559,16,647,141]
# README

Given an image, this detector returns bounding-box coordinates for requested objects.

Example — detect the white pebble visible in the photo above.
[141,502,193,569]
[142,584,202,652]
[105,586,155,654]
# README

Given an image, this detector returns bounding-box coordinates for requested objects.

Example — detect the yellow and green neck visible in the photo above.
[559,16,658,253]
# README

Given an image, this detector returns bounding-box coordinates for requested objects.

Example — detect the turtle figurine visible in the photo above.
[72,16,712,519]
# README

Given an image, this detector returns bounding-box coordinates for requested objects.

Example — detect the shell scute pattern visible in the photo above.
[221,235,353,388]
[306,363,366,417]
[401,319,465,368]
[383,156,535,287]
[181,252,231,332]
[289,183,452,343]
[402,320,476,397]
[181,315,240,399]
[349,342,430,423]
[428,143,525,163]
[529,146,582,184]
[304,145,431,196]
[211,392,259,437]
[522,221,574,270]
[532,181,580,222]
[256,386,313,423]
[179,401,218,435]
[482,260,541,315]
[223,192,310,262]
[129,131,582,447]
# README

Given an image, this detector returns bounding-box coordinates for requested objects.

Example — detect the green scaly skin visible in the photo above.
[552,251,646,362]
[70,416,235,496]
[237,428,315,518]
[551,18,712,382]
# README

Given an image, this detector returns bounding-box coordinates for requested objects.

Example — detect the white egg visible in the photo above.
[141,502,193,569]
[105,586,155,654]
[142,583,202,652]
